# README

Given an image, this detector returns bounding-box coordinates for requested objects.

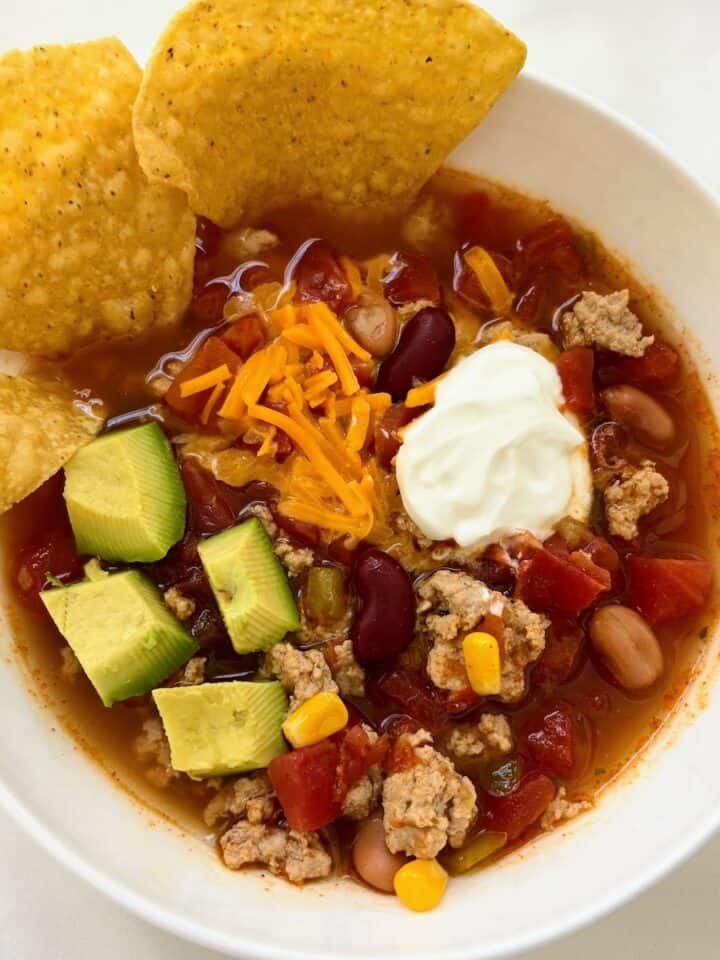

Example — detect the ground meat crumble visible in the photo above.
[604,460,669,540]
[540,786,593,830]
[325,636,366,697]
[561,289,654,357]
[274,539,315,575]
[444,713,513,760]
[176,656,206,686]
[132,715,179,789]
[268,642,338,711]
[204,771,276,827]
[383,729,477,858]
[163,586,196,621]
[417,570,547,702]
[219,821,332,884]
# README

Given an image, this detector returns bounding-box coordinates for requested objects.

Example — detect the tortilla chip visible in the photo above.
[0,38,196,357]
[0,376,102,514]
[133,0,525,228]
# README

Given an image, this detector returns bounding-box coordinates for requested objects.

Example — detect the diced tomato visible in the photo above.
[525,704,589,779]
[597,341,681,389]
[383,252,441,306]
[372,403,416,467]
[581,536,620,575]
[165,336,241,423]
[16,524,85,604]
[269,740,342,832]
[485,771,556,840]
[626,556,713,626]
[334,725,388,803]
[294,240,352,314]
[384,735,422,773]
[567,549,612,589]
[513,218,584,287]
[516,547,610,615]
[181,459,235,535]
[221,315,266,359]
[378,669,449,733]
[556,348,595,415]
[532,614,585,686]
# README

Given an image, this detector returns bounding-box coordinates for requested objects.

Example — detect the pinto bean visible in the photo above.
[589,604,664,690]
[351,548,415,663]
[352,818,406,892]
[600,385,675,451]
[376,306,455,401]
[345,293,397,358]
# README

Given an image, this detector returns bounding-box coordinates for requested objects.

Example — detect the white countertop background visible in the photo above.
[2,0,719,956]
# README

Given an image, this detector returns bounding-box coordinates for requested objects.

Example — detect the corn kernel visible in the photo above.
[463,631,501,696]
[282,691,348,749]
[393,859,448,912]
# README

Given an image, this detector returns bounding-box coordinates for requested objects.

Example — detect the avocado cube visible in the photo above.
[153,681,288,777]
[198,518,300,654]
[41,570,198,706]
[64,421,186,563]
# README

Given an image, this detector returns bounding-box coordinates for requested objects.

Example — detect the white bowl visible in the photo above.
[1,70,720,960]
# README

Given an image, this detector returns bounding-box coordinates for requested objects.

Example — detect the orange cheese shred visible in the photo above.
[179,363,232,398]
[268,304,297,331]
[405,373,447,408]
[346,396,371,452]
[199,382,226,424]
[304,370,338,401]
[282,325,324,350]
[278,499,370,537]
[463,246,514,315]
[308,314,359,396]
[218,362,253,419]
[366,391,392,413]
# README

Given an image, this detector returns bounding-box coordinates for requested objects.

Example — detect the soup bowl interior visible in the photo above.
[1,72,720,960]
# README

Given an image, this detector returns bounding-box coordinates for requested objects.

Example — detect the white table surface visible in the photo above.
[2,0,720,956]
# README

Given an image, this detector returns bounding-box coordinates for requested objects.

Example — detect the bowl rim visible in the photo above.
[2,66,720,960]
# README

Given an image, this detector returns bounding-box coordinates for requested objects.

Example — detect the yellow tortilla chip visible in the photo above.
[0,376,102,514]
[0,38,196,357]
[133,0,525,227]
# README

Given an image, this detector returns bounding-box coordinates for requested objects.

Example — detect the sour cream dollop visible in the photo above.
[395,341,592,548]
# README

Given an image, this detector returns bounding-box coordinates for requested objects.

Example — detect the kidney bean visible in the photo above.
[351,549,416,664]
[376,306,456,402]
[601,385,675,451]
[589,604,664,690]
[345,293,397,358]
[352,818,406,892]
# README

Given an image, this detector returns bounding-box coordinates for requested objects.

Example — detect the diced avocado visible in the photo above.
[153,680,288,777]
[63,422,186,563]
[198,518,300,654]
[41,570,198,707]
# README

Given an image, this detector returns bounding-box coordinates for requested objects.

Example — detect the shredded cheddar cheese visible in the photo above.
[282,324,324,350]
[199,381,226,424]
[346,396,371,452]
[249,404,366,517]
[405,373,447,408]
[179,363,232,398]
[308,311,360,396]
